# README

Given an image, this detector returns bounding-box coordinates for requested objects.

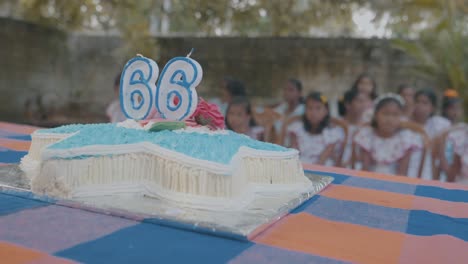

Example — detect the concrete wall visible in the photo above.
[0,18,427,124]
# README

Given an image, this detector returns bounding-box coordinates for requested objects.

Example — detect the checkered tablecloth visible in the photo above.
[1,121,467,264]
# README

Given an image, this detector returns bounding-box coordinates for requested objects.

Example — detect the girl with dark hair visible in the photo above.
[351,73,378,100]
[442,89,463,124]
[397,84,415,119]
[353,94,423,176]
[339,89,369,121]
[412,89,452,180]
[223,78,247,100]
[287,92,342,165]
[338,89,369,167]
[412,89,451,139]
[274,78,305,133]
[215,77,247,116]
[225,96,264,141]
[350,73,378,123]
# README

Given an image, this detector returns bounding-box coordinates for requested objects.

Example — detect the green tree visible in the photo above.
[7,0,365,56]
[391,0,468,116]
[12,0,363,36]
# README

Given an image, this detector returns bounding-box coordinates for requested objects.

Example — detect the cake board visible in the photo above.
[0,165,332,240]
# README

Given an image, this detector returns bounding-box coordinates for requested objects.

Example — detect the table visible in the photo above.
[1,121,467,263]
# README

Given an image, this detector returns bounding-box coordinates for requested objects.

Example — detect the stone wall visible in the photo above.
[0,18,427,124]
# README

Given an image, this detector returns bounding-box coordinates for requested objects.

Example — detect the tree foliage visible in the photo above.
[391,0,468,116]
[4,0,364,37]
[1,0,467,113]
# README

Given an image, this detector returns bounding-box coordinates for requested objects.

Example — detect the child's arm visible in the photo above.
[361,149,372,171]
[431,135,444,180]
[397,151,411,176]
[334,142,345,168]
[438,133,450,175]
[318,144,336,165]
[447,154,461,182]
[289,133,299,150]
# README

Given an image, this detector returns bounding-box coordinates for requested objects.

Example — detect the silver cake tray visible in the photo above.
[0,165,332,240]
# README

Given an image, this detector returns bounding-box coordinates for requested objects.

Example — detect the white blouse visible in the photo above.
[424,116,451,139]
[448,126,468,183]
[247,126,265,141]
[354,127,423,175]
[106,100,126,123]
[287,121,342,165]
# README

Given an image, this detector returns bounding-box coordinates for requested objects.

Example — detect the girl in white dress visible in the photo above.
[412,89,451,179]
[439,90,463,181]
[397,84,416,120]
[288,92,342,165]
[273,79,305,138]
[350,73,378,123]
[225,96,265,141]
[337,89,368,168]
[354,94,423,176]
[442,89,463,125]
[444,125,468,184]
[413,89,451,139]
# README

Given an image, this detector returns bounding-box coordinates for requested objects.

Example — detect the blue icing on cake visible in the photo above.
[36,124,100,134]
[46,124,290,164]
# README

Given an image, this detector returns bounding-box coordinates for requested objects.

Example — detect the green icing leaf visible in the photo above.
[148,121,186,132]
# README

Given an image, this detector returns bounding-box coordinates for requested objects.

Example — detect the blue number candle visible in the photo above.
[155,57,202,121]
[120,56,159,120]
[120,52,202,122]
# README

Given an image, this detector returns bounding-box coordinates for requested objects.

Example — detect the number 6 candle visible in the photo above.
[155,56,202,121]
[120,52,202,121]
[120,56,159,120]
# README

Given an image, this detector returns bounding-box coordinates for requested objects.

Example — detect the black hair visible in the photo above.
[224,78,247,97]
[415,88,437,115]
[302,91,330,134]
[114,73,122,88]
[350,73,378,99]
[442,95,461,119]
[288,78,303,92]
[225,96,256,130]
[338,89,361,117]
[288,78,304,103]
[397,83,412,95]
[371,96,404,129]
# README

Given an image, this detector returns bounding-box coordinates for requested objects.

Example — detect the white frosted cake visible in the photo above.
[21,120,311,209]
[20,53,313,210]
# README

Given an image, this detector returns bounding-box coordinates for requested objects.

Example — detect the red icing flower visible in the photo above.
[190,97,225,130]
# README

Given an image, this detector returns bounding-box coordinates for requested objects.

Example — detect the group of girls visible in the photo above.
[222,74,468,184]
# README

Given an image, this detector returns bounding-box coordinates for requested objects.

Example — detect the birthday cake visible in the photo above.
[20,54,312,210]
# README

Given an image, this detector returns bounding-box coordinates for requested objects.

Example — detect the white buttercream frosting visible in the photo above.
[23,124,310,210]
[117,119,145,130]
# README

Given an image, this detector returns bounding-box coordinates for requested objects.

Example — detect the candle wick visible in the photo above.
[186,48,194,58]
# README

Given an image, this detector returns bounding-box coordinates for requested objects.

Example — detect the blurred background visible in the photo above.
[0,0,467,126]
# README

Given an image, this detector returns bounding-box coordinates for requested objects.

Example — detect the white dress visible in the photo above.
[447,126,468,184]
[287,122,342,165]
[354,127,423,175]
[247,126,265,141]
[106,100,126,123]
[424,116,451,139]
[274,103,305,130]
[419,116,452,179]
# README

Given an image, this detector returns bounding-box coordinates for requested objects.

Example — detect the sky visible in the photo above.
[352,8,391,38]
